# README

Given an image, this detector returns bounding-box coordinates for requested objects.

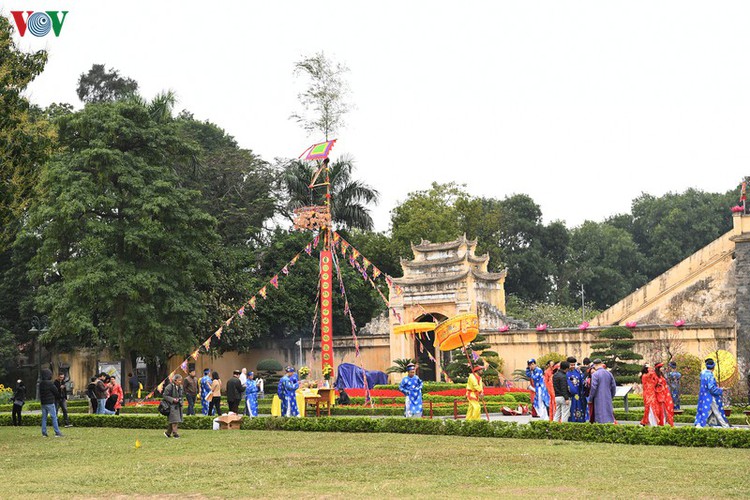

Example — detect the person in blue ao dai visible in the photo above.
[399,363,423,418]
[278,367,300,417]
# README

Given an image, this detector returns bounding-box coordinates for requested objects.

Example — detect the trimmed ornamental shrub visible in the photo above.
[613,410,746,426]
[590,326,643,377]
[257,358,283,388]
[2,414,748,448]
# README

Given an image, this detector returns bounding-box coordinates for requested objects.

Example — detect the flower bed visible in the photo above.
[428,387,532,397]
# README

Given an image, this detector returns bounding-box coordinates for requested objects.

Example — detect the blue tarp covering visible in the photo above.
[334,363,388,390]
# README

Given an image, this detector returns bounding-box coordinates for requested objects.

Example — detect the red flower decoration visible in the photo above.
[731,205,744,213]
[536,324,548,332]
[579,321,590,331]
[673,319,685,327]
[498,325,510,332]
[625,321,637,328]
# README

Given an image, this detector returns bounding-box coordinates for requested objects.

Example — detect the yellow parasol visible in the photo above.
[393,322,437,335]
[703,350,737,385]
[434,313,479,351]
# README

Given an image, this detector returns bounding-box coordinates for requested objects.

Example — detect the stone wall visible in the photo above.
[732,232,750,378]
[591,228,737,326]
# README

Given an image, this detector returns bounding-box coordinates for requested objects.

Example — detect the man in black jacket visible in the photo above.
[226,369,244,414]
[39,369,63,437]
[54,373,72,427]
[87,377,97,414]
[552,361,571,423]
[11,380,26,426]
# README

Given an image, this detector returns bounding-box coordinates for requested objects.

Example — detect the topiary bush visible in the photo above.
[257,358,283,388]
[590,326,643,377]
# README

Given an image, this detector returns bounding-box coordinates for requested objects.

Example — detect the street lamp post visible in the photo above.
[30,316,49,401]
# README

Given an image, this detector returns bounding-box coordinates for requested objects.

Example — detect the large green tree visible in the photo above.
[21,100,218,367]
[0,17,55,253]
[0,16,56,381]
[567,221,647,309]
[622,188,737,279]
[390,182,464,257]
[76,64,139,104]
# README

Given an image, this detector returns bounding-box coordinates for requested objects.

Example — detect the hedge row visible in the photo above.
[613,410,748,426]
[2,414,748,448]
[0,399,91,412]
[347,394,522,405]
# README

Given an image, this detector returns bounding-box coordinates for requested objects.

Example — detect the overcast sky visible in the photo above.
[6,1,748,232]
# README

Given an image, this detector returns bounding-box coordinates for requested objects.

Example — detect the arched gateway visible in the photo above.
[389,235,508,381]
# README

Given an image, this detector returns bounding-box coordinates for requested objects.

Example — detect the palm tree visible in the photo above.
[386,358,416,374]
[282,155,379,230]
[124,90,176,124]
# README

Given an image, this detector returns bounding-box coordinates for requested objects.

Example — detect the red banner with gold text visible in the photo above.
[320,250,334,372]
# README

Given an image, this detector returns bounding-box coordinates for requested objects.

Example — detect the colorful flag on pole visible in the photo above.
[281,265,289,275]
[313,234,320,249]
[180,360,188,372]
[332,233,340,245]
[190,349,200,360]
[372,267,381,279]
[270,275,279,289]
[259,286,267,299]
[362,258,371,270]
[341,241,349,256]
[290,254,299,265]
[248,296,256,310]
[215,326,224,339]
[352,248,360,260]
[238,306,245,317]
[202,338,211,349]
[304,243,312,255]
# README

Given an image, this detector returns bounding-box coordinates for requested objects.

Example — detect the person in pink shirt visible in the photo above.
[109,376,124,415]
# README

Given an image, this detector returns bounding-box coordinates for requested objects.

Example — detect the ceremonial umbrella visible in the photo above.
[393,322,437,336]
[434,313,479,351]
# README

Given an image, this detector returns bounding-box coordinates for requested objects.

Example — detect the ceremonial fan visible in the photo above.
[703,349,738,387]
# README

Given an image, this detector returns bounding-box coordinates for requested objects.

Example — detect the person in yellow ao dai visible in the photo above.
[466,365,484,420]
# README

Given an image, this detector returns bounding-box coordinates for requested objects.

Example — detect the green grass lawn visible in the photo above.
[1,426,749,499]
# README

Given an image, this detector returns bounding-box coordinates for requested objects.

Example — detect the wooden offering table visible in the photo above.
[301,388,335,417]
